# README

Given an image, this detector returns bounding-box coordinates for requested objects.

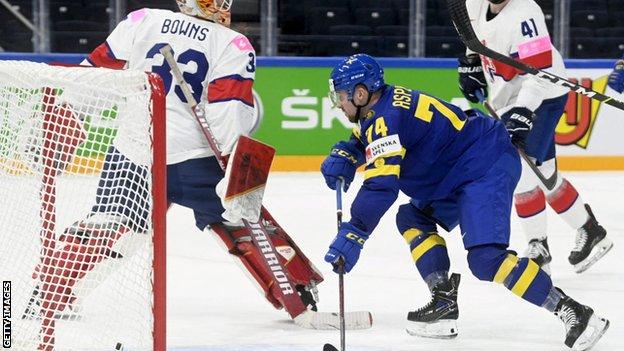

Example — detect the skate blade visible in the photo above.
[574,238,613,273]
[572,314,609,351]
[406,319,458,339]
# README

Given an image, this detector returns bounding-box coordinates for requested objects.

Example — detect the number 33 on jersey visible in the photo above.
[83,7,256,162]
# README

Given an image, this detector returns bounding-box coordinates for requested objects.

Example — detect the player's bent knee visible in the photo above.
[396,203,436,234]
[466,244,512,282]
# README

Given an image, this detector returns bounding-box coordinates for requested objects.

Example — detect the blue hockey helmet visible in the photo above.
[329,54,385,108]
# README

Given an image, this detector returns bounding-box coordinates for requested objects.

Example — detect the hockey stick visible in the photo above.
[447,0,624,111]
[475,91,557,190]
[324,179,346,351]
[159,45,372,329]
[159,45,308,319]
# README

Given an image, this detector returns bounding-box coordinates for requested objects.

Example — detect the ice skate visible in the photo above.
[569,204,613,273]
[406,273,460,339]
[555,295,609,351]
[525,237,552,275]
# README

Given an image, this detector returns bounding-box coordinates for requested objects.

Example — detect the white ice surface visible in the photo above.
[167,172,624,351]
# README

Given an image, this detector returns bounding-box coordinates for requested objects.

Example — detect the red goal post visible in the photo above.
[0,61,166,351]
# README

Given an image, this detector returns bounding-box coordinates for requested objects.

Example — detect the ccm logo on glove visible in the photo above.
[325,222,370,273]
[345,232,366,246]
[331,148,359,165]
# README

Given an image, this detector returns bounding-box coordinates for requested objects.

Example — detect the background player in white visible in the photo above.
[458,0,612,274]
[29,0,322,322]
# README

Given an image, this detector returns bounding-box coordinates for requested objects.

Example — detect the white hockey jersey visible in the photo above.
[85,8,256,164]
[466,0,568,114]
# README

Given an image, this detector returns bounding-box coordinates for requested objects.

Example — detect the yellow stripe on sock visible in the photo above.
[402,228,422,244]
[411,234,445,262]
[511,259,540,297]
[493,254,519,284]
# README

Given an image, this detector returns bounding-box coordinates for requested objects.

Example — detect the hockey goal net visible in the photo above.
[0,61,166,350]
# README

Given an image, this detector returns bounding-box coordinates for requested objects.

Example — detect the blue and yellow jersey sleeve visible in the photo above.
[350,110,406,234]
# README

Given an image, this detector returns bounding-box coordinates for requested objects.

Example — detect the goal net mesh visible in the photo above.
[0,61,165,351]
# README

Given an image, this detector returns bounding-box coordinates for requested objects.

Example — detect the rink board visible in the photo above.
[1,54,622,170]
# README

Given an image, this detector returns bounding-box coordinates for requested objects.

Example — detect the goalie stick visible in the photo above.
[159,45,372,330]
[446,0,624,111]
[475,91,558,190]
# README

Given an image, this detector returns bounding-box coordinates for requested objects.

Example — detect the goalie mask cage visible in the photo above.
[0,61,166,351]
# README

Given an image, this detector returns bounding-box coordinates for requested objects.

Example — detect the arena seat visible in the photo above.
[571,0,607,12]
[426,26,458,38]
[571,10,609,30]
[329,24,374,36]
[607,0,624,12]
[595,27,624,38]
[375,25,408,36]
[51,31,108,53]
[602,38,624,58]
[353,8,397,29]
[426,36,465,58]
[379,36,409,57]
[571,37,603,58]
[307,7,351,35]
[325,36,378,56]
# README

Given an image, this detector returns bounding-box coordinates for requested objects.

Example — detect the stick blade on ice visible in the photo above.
[293,308,372,330]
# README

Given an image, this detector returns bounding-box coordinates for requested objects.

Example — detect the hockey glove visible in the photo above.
[458,54,488,103]
[608,59,624,93]
[502,107,534,149]
[325,222,369,274]
[321,140,365,191]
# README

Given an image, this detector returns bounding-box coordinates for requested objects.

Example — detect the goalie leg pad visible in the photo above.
[210,217,323,316]
[33,214,142,316]
[260,207,324,285]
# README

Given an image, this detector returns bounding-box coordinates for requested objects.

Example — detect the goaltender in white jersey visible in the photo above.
[83,5,257,164]
[49,0,332,326]
[458,0,612,275]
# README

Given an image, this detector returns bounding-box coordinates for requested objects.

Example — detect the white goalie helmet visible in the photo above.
[176,0,233,27]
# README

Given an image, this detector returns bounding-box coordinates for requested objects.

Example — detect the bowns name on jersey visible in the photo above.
[365,134,401,164]
[161,18,210,41]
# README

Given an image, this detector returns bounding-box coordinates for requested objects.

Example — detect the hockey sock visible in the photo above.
[467,246,552,306]
[402,228,450,286]
[514,186,547,241]
[546,178,589,230]
[495,255,553,306]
